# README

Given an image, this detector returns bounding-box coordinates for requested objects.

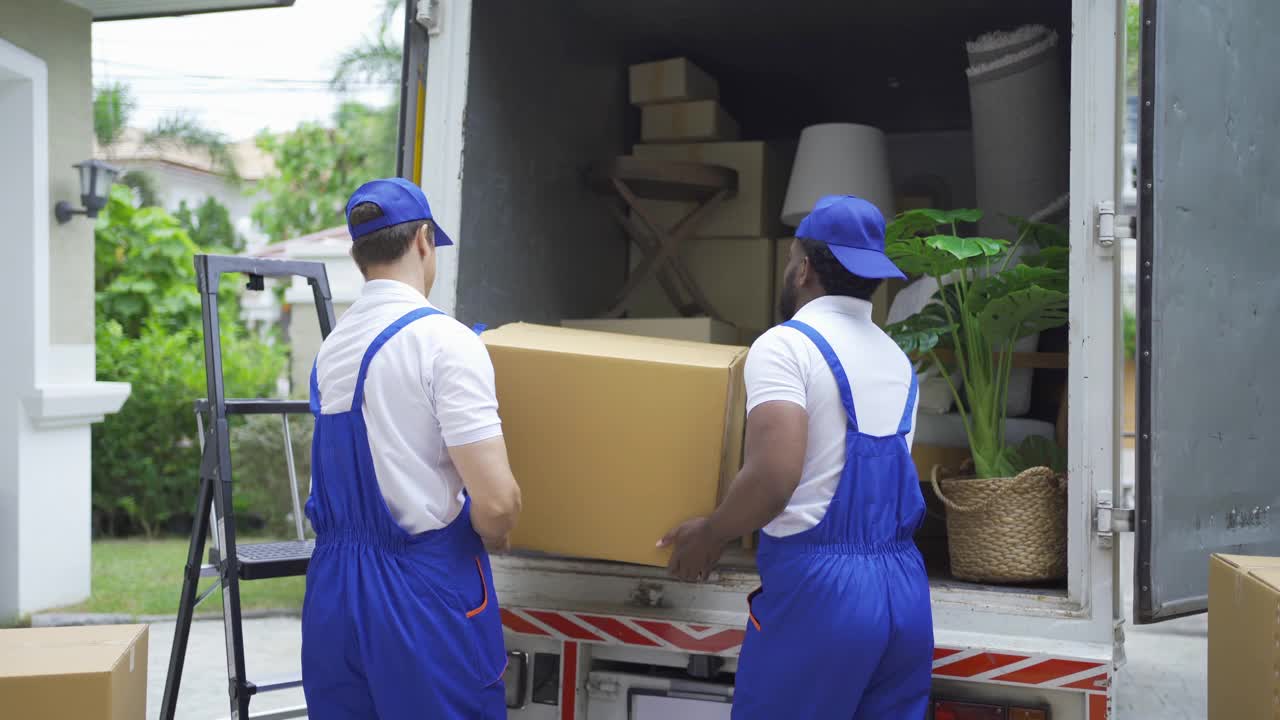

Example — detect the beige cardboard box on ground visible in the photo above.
[483,324,747,567]
[0,624,149,720]
[1208,553,1280,719]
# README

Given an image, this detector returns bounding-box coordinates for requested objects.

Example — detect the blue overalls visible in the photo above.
[732,320,934,719]
[301,308,507,719]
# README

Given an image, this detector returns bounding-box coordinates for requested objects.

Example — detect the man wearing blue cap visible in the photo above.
[301,177,520,719]
[661,195,932,718]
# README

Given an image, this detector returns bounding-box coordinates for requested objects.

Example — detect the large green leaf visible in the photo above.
[885,212,939,244]
[885,303,955,355]
[910,208,983,225]
[1005,214,1070,248]
[885,234,968,278]
[925,234,1007,261]
[967,264,1068,318]
[1023,246,1070,271]
[977,284,1069,345]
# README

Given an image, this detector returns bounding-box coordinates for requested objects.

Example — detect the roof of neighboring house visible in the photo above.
[247,225,351,259]
[95,127,275,182]
[73,0,293,22]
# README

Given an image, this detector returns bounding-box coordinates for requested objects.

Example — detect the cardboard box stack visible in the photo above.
[641,100,740,144]
[1208,553,1280,719]
[0,624,149,720]
[618,57,795,347]
[483,324,747,567]
[626,236,776,334]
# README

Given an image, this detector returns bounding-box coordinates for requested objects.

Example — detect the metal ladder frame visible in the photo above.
[160,255,336,720]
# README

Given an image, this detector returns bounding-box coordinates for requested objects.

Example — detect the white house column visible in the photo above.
[0,37,129,621]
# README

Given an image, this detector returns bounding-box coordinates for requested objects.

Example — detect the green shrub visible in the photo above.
[93,320,286,537]
[93,184,287,537]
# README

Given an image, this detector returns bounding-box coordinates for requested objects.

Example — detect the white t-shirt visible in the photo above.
[745,295,917,537]
[313,279,503,533]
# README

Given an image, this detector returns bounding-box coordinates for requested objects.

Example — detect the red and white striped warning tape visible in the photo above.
[501,607,1112,696]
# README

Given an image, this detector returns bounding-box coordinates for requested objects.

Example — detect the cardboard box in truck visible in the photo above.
[0,624,148,720]
[633,141,796,239]
[1208,554,1280,719]
[626,236,775,331]
[629,57,719,106]
[483,324,747,566]
[641,100,739,143]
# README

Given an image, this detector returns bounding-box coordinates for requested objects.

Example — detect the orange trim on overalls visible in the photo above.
[465,557,489,618]
[747,586,763,631]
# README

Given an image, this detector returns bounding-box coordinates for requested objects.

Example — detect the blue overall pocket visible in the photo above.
[458,554,508,688]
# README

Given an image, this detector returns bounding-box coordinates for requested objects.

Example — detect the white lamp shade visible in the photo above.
[781,123,895,228]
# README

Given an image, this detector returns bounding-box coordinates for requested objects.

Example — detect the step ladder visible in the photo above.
[160,255,336,720]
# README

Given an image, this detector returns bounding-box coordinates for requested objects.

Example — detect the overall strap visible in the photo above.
[782,320,859,432]
[309,361,321,416]
[897,370,919,435]
[352,307,445,406]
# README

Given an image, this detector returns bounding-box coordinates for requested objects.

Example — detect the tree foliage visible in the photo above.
[251,101,397,242]
[176,196,245,253]
[94,82,135,148]
[93,185,285,536]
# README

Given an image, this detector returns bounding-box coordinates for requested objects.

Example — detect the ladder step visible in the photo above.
[251,674,304,694]
[245,706,308,720]
[209,540,314,580]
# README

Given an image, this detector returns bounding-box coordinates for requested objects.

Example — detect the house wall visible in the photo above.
[0,0,94,348]
[114,159,269,247]
[0,1,131,619]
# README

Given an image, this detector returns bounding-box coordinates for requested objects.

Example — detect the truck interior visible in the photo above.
[452,0,1074,598]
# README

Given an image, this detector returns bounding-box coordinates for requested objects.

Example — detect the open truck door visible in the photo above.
[1135,0,1280,623]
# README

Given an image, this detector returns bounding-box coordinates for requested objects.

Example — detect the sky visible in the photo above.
[92,0,402,141]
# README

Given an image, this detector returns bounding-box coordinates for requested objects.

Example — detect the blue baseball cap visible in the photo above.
[345,177,453,246]
[796,195,904,280]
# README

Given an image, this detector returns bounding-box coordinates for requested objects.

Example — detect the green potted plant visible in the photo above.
[883,208,1070,583]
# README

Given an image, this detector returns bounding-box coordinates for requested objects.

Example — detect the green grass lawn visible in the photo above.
[56,538,305,617]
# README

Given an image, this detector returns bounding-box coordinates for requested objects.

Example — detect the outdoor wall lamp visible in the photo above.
[55,159,120,224]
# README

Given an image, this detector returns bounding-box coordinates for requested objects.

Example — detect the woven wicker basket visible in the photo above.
[930,465,1068,584]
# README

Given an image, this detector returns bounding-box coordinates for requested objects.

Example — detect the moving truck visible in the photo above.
[389,0,1280,716]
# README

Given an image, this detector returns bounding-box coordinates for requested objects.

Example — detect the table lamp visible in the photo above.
[780,123,895,227]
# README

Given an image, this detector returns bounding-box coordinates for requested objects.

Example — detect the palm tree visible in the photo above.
[331,0,403,91]
[94,82,135,148]
[92,82,239,183]
[145,113,239,181]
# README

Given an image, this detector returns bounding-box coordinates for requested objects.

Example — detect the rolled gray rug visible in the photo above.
[966,25,1069,244]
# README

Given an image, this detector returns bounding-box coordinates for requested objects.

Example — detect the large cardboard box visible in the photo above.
[633,141,796,239]
[0,624,148,720]
[483,324,748,566]
[629,57,719,106]
[641,100,739,143]
[626,236,775,331]
[562,317,738,345]
[1209,554,1280,719]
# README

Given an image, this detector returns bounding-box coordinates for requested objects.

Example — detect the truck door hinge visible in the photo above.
[415,0,442,35]
[1096,201,1117,255]
[1095,489,1135,548]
